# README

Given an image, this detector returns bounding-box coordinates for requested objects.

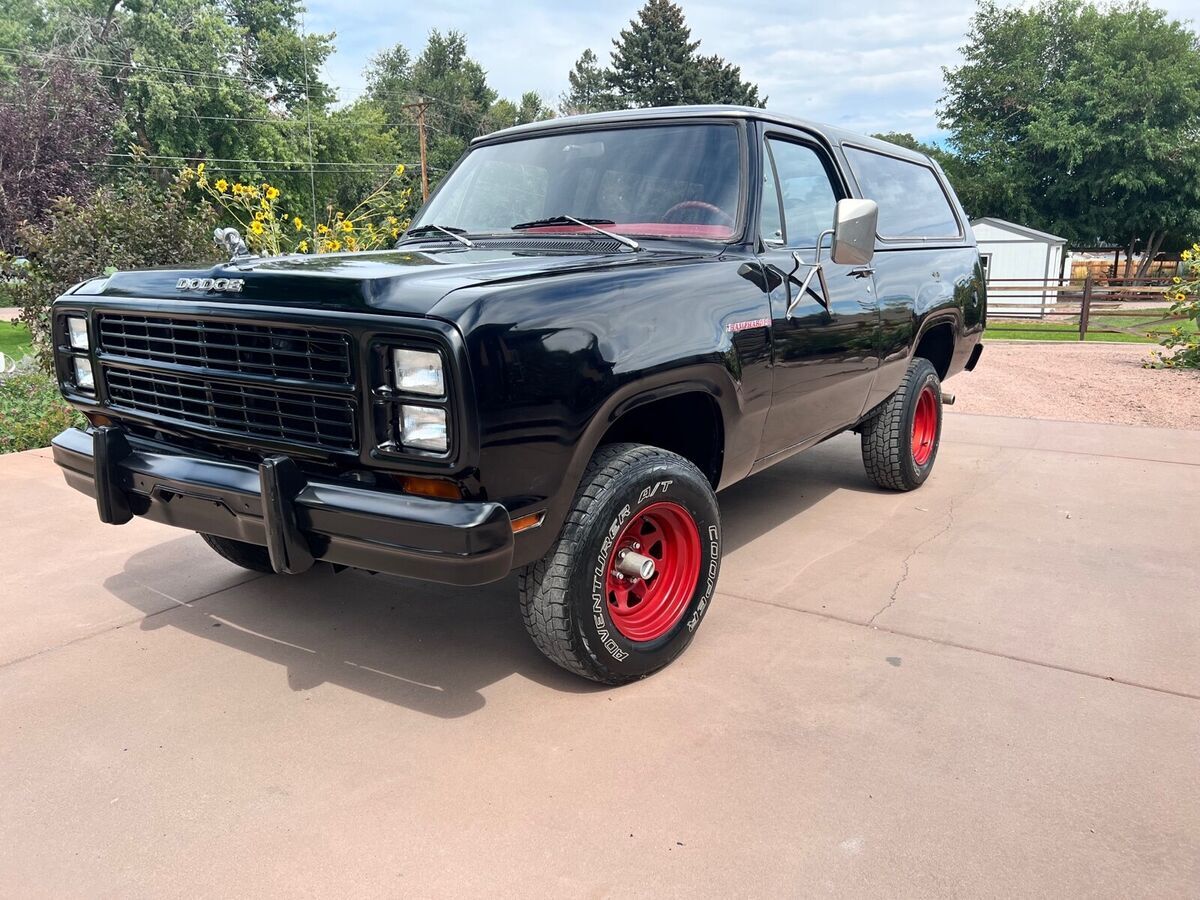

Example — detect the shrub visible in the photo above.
[182,163,414,255]
[1152,243,1200,369]
[1,176,219,367]
[0,367,85,454]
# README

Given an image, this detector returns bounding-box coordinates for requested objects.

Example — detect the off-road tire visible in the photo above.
[861,357,943,491]
[200,533,276,574]
[518,443,722,685]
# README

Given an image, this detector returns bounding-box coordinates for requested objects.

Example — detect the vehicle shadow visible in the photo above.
[102,435,883,719]
[718,434,882,554]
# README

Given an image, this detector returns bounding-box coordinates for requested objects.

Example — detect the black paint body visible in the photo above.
[51,107,985,581]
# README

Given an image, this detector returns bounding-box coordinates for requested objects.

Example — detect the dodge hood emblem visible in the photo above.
[176,277,244,293]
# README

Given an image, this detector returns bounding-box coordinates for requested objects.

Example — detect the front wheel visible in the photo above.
[519,443,722,685]
[199,533,276,573]
[860,357,943,491]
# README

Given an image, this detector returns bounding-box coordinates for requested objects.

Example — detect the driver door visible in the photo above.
[756,135,880,459]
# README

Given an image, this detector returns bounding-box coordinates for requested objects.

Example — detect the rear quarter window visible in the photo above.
[843,146,960,240]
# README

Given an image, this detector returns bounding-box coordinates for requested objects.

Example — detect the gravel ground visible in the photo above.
[951,341,1200,430]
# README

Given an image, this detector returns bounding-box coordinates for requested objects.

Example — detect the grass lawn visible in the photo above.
[0,320,32,360]
[985,314,1196,344]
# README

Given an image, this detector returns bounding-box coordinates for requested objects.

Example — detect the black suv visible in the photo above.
[51,106,985,684]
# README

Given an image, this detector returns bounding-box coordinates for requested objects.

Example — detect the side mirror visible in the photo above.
[829,198,878,266]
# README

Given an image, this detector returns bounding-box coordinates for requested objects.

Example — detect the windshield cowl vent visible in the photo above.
[470,237,625,254]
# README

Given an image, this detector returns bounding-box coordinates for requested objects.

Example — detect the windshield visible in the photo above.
[411,123,743,241]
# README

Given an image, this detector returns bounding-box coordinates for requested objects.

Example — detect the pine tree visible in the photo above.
[607,0,700,108]
[691,55,763,106]
[559,49,618,114]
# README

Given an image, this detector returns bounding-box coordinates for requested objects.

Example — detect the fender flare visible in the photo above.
[540,363,741,541]
[909,309,962,364]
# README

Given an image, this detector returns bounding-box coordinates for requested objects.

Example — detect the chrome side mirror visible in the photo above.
[828,198,878,266]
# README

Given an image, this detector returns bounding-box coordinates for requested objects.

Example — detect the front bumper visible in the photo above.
[52,427,514,586]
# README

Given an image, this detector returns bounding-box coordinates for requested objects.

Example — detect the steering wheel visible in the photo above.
[662,200,734,226]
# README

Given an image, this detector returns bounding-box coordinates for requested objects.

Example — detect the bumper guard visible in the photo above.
[53,427,514,586]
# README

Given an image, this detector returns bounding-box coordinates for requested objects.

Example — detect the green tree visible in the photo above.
[0,0,337,208]
[595,0,762,109]
[607,0,700,107]
[940,0,1200,273]
[365,30,498,173]
[692,54,762,107]
[871,132,939,155]
[559,49,617,115]
[484,91,555,132]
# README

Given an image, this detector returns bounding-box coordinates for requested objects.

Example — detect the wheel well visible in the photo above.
[914,322,955,380]
[599,392,723,488]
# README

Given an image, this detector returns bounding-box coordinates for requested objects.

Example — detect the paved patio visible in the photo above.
[1,412,1197,896]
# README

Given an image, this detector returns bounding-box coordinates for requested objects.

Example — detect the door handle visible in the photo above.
[848,266,875,278]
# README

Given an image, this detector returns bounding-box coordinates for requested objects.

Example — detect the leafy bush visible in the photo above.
[1153,243,1200,369]
[0,176,219,367]
[182,162,415,255]
[0,367,84,454]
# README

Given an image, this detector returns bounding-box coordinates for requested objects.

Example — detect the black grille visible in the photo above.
[104,367,357,451]
[98,314,352,385]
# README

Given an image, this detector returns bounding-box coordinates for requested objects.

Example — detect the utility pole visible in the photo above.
[416,101,430,202]
[391,100,431,202]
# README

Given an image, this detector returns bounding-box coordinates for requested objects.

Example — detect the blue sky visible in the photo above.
[306,0,1200,142]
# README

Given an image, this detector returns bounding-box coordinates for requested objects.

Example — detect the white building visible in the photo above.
[971,217,1068,316]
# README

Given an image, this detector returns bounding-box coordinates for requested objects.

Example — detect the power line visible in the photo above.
[0,99,458,137]
[0,48,497,135]
[103,152,426,168]
[0,45,266,85]
[82,161,444,176]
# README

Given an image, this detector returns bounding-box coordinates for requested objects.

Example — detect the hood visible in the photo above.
[80,244,708,319]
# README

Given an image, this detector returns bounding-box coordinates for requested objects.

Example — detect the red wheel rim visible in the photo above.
[911,385,938,466]
[604,501,702,643]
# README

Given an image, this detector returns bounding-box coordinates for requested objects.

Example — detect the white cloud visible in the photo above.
[305,0,1200,141]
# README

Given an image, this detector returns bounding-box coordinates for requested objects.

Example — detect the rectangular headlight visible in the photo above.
[392,348,444,396]
[72,357,95,392]
[66,316,89,350]
[400,405,448,452]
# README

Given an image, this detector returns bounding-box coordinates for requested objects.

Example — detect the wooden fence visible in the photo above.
[986,275,1182,340]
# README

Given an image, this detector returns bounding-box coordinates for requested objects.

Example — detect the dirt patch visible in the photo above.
[949,341,1200,430]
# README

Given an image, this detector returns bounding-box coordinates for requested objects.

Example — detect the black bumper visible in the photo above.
[51,427,514,586]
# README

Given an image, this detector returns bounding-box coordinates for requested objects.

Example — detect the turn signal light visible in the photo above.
[511,511,546,533]
[394,475,462,500]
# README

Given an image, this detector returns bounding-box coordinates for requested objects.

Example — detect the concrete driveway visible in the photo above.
[1,412,1197,897]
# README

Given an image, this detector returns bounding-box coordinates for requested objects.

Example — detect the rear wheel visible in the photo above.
[519,443,722,685]
[199,533,275,574]
[861,357,943,491]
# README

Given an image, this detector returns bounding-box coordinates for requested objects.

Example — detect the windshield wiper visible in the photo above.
[510,215,641,251]
[399,224,475,248]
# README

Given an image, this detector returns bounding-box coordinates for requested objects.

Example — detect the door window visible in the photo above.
[760,139,839,249]
[843,146,960,239]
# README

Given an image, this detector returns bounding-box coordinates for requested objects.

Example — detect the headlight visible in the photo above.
[72,358,95,392]
[400,405,447,452]
[66,316,89,350]
[392,348,444,396]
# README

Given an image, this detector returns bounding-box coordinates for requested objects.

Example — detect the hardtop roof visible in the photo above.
[472,105,933,165]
